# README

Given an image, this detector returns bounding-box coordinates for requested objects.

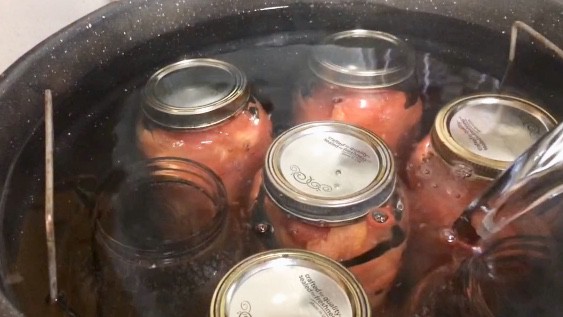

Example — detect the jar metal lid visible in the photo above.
[309,29,415,89]
[264,121,396,225]
[431,94,558,179]
[142,58,250,129]
[210,249,371,317]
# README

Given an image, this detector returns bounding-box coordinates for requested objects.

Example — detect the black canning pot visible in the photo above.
[1,0,563,316]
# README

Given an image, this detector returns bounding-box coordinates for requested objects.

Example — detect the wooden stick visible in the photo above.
[44,89,58,303]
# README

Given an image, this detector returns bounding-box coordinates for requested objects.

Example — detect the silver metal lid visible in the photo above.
[142,58,250,129]
[210,249,370,317]
[264,121,396,225]
[309,29,415,89]
[432,94,557,179]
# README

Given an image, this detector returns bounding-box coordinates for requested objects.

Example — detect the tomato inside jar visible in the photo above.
[402,94,557,286]
[252,121,409,309]
[136,58,273,218]
[293,29,423,159]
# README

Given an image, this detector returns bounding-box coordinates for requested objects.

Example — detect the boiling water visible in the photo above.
[2,30,563,317]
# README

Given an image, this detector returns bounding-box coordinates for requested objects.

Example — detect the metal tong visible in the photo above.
[44,89,58,304]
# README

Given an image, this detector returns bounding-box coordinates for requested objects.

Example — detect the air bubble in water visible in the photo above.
[453,163,473,178]
[254,223,272,234]
[332,97,343,104]
[441,228,457,244]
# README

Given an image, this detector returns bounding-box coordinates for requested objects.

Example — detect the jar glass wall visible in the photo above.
[402,94,557,286]
[250,122,410,309]
[293,30,423,159]
[136,59,273,218]
[94,158,244,317]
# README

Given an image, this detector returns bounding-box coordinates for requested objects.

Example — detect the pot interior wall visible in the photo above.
[0,2,562,316]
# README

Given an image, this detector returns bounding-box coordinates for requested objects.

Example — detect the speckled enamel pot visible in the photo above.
[0,0,562,316]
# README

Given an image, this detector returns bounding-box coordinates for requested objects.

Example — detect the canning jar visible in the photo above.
[293,29,423,159]
[210,249,371,317]
[403,213,556,317]
[251,121,409,308]
[402,94,557,285]
[94,158,244,317]
[136,58,273,217]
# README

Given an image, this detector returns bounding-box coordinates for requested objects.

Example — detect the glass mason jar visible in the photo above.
[210,249,371,317]
[402,94,557,285]
[250,122,409,309]
[293,29,423,159]
[93,158,244,317]
[136,58,273,218]
[403,212,557,317]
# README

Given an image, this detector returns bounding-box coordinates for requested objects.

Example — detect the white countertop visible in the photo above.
[0,0,112,74]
